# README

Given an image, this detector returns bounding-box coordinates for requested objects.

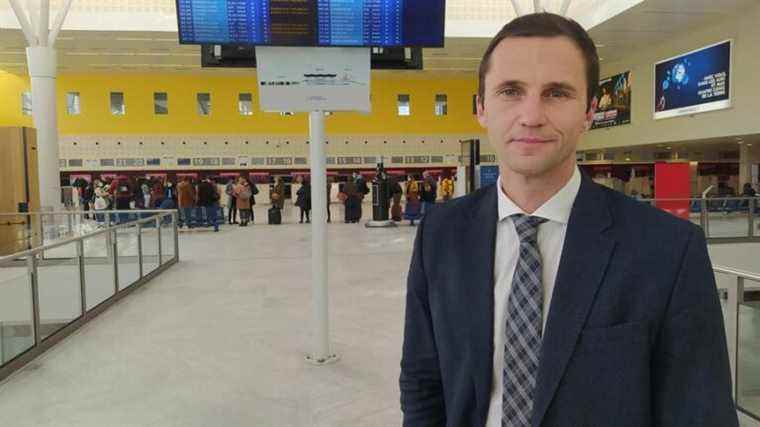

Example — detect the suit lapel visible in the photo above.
[531,176,617,426]
[461,186,499,425]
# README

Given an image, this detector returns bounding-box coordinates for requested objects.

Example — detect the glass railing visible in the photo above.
[0,211,178,381]
[639,197,759,243]
[716,265,760,424]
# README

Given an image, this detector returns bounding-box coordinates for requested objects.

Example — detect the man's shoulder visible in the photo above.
[595,183,699,241]
[424,185,494,227]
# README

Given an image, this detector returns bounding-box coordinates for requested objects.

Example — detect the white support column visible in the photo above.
[559,0,573,16]
[10,0,70,211]
[26,46,61,211]
[306,111,337,365]
[533,0,542,13]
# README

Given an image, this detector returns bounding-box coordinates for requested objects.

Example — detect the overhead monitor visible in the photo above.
[176,0,445,47]
[653,40,731,120]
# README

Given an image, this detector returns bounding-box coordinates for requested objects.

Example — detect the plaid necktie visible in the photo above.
[502,214,548,427]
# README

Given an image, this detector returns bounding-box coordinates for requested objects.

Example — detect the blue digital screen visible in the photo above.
[654,40,731,119]
[176,0,445,47]
[479,165,499,188]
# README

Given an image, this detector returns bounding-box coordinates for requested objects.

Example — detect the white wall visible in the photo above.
[582,3,760,150]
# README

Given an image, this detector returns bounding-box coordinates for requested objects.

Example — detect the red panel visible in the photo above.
[654,163,691,220]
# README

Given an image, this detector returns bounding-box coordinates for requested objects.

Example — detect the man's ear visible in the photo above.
[585,96,598,130]
[476,95,487,128]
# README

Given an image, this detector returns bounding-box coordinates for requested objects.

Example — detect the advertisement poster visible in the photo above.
[654,40,731,120]
[592,71,631,129]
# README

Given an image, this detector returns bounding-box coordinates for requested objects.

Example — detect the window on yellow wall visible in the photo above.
[21,91,32,116]
[239,93,253,116]
[435,94,448,116]
[66,92,81,115]
[154,92,168,115]
[398,94,410,116]
[197,93,211,115]
[110,92,125,115]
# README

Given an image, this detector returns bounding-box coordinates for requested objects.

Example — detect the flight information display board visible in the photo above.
[176,0,445,47]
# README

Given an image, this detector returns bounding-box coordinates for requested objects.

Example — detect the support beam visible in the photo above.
[39,0,50,47]
[560,0,573,16]
[534,0,542,13]
[49,0,74,47]
[8,0,37,46]
[510,0,524,17]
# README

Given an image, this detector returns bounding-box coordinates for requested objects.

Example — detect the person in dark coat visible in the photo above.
[343,180,362,223]
[196,178,220,232]
[295,176,312,223]
[389,177,403,221]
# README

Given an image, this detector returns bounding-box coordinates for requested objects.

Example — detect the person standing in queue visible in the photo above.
[234,177,253,227]
[271,177,285,210]
[176,176,195,229]
[196,177,219,232]
[296,176,312,224]
[226,178,238,224]
[400,12,737,427]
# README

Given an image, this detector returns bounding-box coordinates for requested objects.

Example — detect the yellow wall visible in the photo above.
[0,70,483,136]
[0,71,34,128]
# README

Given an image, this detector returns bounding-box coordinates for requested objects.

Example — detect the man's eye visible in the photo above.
[499,88,521,97]
[547,89,569,98]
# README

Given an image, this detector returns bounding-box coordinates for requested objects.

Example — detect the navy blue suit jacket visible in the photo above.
[400,175,738,426]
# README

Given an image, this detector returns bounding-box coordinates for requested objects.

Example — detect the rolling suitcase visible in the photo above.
[268,207,282,225]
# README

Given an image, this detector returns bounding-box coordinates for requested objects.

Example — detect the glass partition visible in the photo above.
[0,256,34,365]
[116,225,140,290]
[0,211,178,379]
[35,243,82,341]
[737,301,760,419]
[82,233,115,310]
[160,214,176,265]
[140,219,160,276]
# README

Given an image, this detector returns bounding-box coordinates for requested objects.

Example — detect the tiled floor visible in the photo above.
[0,203,757,426]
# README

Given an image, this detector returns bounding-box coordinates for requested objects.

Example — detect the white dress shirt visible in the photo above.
[485,167,582,427]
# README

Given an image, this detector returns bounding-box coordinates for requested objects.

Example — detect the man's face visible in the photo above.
[477,36,595,179]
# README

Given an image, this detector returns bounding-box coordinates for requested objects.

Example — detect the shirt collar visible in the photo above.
[497,166,582,225]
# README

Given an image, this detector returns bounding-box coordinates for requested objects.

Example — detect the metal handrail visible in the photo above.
[0,210,179,383]
[0,213,172,265]
[0,209,172,216]
[715,264,760,423]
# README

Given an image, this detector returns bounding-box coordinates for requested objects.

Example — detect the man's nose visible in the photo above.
[518,94,547,127]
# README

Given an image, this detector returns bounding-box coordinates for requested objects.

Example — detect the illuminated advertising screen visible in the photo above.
[591,70,631,129]
[653,40,731,120]
[176,0,445,47]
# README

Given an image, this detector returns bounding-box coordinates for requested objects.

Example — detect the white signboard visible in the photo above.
[162,156,176,168]
[256,47,371,112]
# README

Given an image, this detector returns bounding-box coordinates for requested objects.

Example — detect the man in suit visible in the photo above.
[399,13,737,427]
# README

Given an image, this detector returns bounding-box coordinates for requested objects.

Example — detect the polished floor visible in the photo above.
[0,203,758,426]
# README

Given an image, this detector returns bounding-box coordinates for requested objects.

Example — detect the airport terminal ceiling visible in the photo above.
[0,0,754,74]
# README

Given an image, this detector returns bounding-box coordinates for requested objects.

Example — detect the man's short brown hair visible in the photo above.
[477,12,600,112]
